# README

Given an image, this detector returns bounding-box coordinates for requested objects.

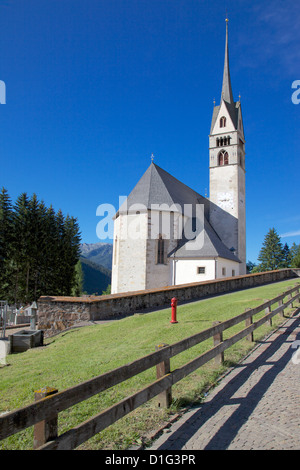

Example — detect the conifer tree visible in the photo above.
[0,189,82,303]
[72,260,84,296]
[11,193,31,304]
[257,228,285,271]
[0,188,14,300]
[282,243,292,268]
[291,243,300,268]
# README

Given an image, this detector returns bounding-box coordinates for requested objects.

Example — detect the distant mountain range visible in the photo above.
[79,243,113,295]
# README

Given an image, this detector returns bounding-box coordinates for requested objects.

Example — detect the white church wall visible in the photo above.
[211,101,236,134]
[111,212,148,294]
[145,210,182,290]
[216,257,240,279]
[172,258,216,285]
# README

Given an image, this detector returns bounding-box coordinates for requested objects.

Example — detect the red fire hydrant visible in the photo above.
[170,297,178,324]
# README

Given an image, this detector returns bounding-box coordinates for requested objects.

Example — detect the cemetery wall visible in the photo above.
[38,268,300,337]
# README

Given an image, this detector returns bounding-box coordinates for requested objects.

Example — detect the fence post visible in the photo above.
[265,301,272,326]
[155,344,172,408]
[245,308,254,342]
[294,284,300,303]
[278,299,284,318]
[33,386,58,449]
[213,321,224,364]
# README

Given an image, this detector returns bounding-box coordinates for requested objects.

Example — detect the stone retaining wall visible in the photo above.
[38,268,300,337]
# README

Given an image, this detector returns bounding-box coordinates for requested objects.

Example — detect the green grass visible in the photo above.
[0,279,299,450]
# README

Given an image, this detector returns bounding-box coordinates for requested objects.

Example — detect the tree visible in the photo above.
[0,188,14,300]
[11,192,31,304]
[0,188,82,304]
[291,243,300,268]
[102,284,111,295]
[72,260,84,296]
[257,228,285,271]
[282,243,292,268]
[246,261,257,273]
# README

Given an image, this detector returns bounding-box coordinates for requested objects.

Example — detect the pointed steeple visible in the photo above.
[221,17,234,104]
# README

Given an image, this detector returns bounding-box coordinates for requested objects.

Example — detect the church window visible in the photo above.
[197,267,205,274]
[157,235,165,264]
[220,116,226,128]
[216,138,220,147]
[222,267,226,276]
[218,150,229,166]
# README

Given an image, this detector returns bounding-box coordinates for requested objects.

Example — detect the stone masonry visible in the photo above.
[37,269,300,337]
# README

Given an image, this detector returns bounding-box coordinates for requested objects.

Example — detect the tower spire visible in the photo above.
[221,16,234,104]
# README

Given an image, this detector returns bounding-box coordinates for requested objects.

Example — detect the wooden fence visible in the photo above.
[0,283,299,450]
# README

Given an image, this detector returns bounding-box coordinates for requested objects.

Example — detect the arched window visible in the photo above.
[218,150,229,166]
[216,138,220,147]
[220,116,226,128]
[157,235,165,264]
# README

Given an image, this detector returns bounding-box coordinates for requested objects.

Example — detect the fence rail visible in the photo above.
[0,283,299,450]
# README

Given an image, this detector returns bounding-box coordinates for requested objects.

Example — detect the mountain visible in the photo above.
[80,257,111,295]
[80,243,113,270]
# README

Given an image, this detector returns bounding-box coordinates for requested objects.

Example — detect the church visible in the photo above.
[111,19,246,294]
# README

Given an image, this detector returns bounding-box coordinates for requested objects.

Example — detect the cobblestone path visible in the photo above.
[148,314,300,450]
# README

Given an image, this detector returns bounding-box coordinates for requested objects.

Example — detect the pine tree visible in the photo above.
[0,190,82,303]
[0,188,14,300]
[41,205,59,295]
[72,260,84,296]
[290,243,299,260]
[61,215,81,295]
[11,193,31,304]
[257,228,285,271]
[291,243,300,268]
[282,243,292,268]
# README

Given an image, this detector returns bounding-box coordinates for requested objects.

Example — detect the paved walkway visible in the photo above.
[148,313,300,450]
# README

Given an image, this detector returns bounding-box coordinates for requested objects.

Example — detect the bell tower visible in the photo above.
[209,18,246,274]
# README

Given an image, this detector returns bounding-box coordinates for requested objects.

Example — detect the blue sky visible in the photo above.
[0,0,299,263]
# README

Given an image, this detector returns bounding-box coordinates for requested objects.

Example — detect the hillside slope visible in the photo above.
[80,243,113,270]
[80,257,111,295]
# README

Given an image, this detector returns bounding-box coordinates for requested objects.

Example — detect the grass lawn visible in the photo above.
[0,279,299,450]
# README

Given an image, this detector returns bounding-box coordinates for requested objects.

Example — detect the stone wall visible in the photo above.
[38,268,300,337]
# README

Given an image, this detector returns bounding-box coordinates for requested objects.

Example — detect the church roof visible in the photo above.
[117,162,208,215]
[117,162,240,263]
[168,219,240,262]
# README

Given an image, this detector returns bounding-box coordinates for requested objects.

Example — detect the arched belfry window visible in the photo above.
[220,116,226,128]
[218,150,229,166]
[156,235,165,264]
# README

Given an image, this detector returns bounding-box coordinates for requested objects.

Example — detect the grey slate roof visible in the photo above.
[117,162,240,263]
[118,162,209,216]
[168,219,240,262]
